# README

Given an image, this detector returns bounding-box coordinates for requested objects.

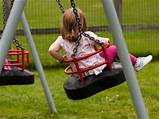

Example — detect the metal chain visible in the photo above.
[55,0,65,13]
[70,0,103,57]
[1,0,24,50]
[70,0,83,57]
[2,0,9,31]
[11,0,24,50]
[55,0,103,57]
[3,0,24,50]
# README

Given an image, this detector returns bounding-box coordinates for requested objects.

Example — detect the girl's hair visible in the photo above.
[60,8,87,42]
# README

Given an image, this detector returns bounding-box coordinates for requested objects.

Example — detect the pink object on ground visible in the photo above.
[3,58,12,70]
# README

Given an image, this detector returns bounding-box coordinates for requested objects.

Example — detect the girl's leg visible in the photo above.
[100,45,137,64]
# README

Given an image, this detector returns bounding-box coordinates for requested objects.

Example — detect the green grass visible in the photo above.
[0,61,158,119]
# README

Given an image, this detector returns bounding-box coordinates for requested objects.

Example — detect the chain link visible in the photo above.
[2,0,24,50]
[11,0,24,50]
[70,0,103,57]
[55,0,65,13]
[55,0,103,57]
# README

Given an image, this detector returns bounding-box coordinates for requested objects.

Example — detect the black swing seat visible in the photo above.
[64,62,126,100]
[0,67,34,86]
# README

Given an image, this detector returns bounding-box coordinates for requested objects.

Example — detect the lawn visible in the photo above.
[0,61,158,119]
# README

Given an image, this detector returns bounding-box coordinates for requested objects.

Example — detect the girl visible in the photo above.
[48,8,152,76]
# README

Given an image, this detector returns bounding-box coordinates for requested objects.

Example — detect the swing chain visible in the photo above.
[55,0,65,13]
[70,0,103,57]
[12,39,24,50]
[55,0,103,57]
[12,0,24,50]
[70,0,83,57]
[11,0,24,50]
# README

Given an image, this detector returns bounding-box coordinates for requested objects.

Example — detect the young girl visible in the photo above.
[48,8,152,76]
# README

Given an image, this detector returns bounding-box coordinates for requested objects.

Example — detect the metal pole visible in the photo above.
[101,0,148,119]
[21,12,57,113]
[0,0,26,73]
[113,0,122,23]
[3,0,11,26]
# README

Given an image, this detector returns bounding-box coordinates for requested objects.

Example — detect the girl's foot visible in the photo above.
[134,55,153,71]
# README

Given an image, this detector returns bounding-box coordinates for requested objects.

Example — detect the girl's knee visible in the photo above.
[108,45,117,53]
[110,45,117,50]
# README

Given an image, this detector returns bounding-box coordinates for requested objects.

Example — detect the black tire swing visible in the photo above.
[63,52,126,100]
[0,0,34,86]
[56,0,126,100]
[0,50,34,86]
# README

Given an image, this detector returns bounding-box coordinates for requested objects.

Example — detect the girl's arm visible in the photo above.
[48,40,64,63]
[86,31,110,46]
[97,36,110,46]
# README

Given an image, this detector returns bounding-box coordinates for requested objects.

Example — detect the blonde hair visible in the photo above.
[60,8,87,42]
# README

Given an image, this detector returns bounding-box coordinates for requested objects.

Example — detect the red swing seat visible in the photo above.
[3,49,30,71]
[63,45,126,100]
[64,45,112,80]
[0,49,34,86]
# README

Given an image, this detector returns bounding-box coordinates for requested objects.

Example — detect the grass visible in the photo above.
[0,61,158,119]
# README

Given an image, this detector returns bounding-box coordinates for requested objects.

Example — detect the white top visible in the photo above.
[56,31,109,75]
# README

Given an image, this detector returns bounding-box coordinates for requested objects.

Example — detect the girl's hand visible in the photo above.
[103,40,110,47]
[97,37,110,44]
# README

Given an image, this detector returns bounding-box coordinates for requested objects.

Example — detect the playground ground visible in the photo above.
[0,61,158,119]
